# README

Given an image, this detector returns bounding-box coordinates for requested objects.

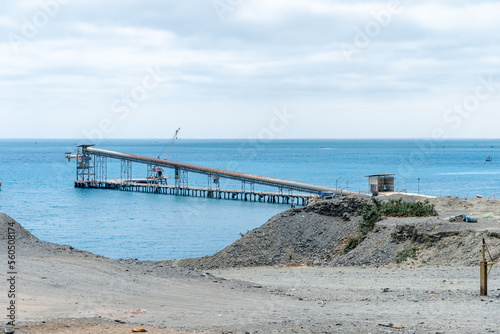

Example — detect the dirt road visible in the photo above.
[9,246,500,333]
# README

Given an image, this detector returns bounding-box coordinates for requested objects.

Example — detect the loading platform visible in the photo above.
[67,145,358,206]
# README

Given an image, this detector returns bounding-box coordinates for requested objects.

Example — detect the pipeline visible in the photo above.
[84,147,359,196]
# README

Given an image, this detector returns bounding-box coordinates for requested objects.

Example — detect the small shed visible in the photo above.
[365,174,395,195]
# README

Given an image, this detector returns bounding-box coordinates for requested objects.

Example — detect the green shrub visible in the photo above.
[381,198,437,217]
[343,235,363,254]
[359,202,382,234]
[395,245,420,263]
[343,199,383,254]
[424,236,436,248]
[343,198,438,254]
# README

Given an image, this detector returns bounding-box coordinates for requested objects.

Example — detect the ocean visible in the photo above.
[0,139,499,260]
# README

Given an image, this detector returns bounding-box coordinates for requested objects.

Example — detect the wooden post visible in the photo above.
[480,238,488,296]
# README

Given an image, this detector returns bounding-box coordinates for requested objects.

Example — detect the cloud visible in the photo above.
[0,0,499,138]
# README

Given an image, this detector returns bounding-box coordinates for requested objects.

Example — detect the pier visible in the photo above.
[67,145,358,205]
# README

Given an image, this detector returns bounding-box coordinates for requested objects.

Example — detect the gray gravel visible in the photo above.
[174,195,500,270]
[174,197,368,269]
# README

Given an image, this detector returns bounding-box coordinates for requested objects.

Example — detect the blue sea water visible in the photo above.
[1,139,499,260]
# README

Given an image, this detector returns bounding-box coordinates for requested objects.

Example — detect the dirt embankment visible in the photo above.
[0,213,38,241]
[175,195,500,269]
[172,196,368,269]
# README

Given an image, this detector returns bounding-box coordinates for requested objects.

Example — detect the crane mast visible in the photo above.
[158,127,180,160]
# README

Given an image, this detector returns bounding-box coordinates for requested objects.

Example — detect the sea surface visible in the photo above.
[1,139,499,260]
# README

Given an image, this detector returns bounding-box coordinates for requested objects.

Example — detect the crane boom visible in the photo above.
[158,127,181,160]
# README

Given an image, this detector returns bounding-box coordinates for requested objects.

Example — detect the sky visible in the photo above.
[1,0,499,139]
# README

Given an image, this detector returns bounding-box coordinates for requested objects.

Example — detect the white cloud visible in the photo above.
[408,2,500,31]
[0,0,499,138]
[235,0,382,22]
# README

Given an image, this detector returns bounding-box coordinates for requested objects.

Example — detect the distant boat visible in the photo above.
[485,155,493,162]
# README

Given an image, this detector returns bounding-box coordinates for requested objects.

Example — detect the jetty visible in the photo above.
[66,145,358,206]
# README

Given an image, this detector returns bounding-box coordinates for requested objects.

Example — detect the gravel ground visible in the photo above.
[15,318,208,334]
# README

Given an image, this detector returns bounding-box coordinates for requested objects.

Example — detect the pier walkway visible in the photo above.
[68,145,358,205]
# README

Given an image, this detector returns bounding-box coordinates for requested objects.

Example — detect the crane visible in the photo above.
[151,128,180,184]
[158,127,180,160]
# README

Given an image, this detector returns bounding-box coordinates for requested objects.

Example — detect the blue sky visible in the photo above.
[1,0,499,139]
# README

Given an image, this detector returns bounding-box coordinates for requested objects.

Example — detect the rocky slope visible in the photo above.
[175,195,500,269]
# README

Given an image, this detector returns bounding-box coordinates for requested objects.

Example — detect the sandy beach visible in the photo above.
[2,196,500,333]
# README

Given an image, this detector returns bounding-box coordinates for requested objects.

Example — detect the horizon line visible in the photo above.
[1,137,500,141]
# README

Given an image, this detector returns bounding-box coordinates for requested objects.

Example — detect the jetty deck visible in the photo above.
[75,179,315,205]
[68,145,359,206]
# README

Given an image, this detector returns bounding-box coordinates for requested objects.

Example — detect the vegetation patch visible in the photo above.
[343,235,363,254]
[343,200,382,254]
[380,198,438,217]
[424,236,437,248]
[395,245,420,263]
[344,198,438,254]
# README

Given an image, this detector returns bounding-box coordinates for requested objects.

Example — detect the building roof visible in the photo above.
[365,174,395,178]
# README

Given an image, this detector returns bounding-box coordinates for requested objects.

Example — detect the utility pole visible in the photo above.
[416,177,420,194]
[480,238,494,296]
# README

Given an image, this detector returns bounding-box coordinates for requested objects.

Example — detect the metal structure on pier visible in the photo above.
[67,145,358,205]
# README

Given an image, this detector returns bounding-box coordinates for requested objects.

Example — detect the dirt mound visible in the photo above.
[5,194,500,272]
[175,196,500,269]
[316,212,500,267]
[175,197,369,269]
[0,213,75,254]
[298,195,367,216]
[0,213,39,241]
